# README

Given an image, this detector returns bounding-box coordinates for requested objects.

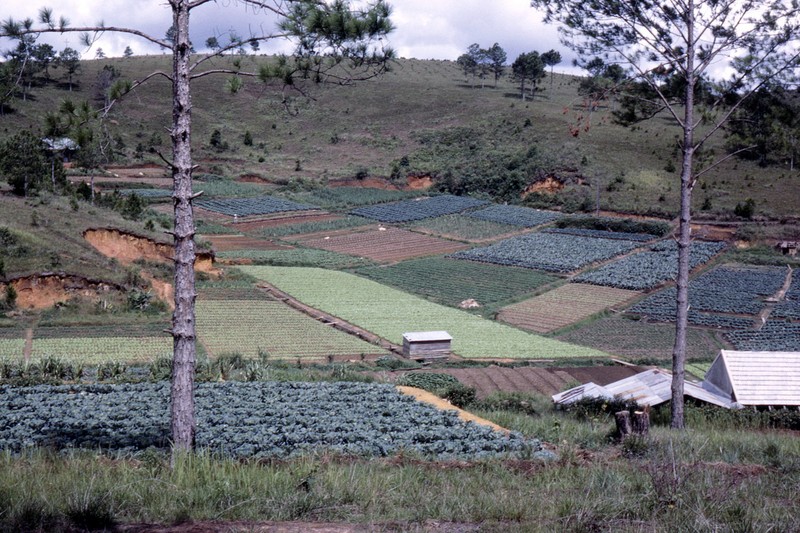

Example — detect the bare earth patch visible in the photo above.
[200,234,294,252]
[2,274,121,311]
[296,227,470,263]
[497,283,642,334]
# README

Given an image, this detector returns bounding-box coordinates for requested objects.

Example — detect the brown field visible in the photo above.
[200,234,293,252]
[384,365,645,399]
[295,227,471,263]
[497,283,642,333]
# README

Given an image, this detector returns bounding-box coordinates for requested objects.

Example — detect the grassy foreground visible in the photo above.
[0,400,797,532]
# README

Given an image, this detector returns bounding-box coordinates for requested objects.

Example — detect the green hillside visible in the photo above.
[2,55,799,219]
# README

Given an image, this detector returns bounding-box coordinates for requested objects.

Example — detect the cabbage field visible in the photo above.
[465,205,562,228]
[196,196,318,217]
[450,232,642,273]
[238,266,609,360]
[349,194,489,223]
[574,240,726,290]
[0,381,534,459]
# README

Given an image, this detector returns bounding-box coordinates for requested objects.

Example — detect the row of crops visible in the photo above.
[465,205,562,228]
[574,241,727,290]
[349,195,489,223]
[450,231,642,273]
[196,196,317,217]
[354,256,557,311]
[0,381,533,458]
[239,266,608,360]
[629,265,788,320]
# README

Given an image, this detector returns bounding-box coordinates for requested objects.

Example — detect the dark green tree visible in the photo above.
[485,43,507,87]
[532,0,800,428]
[540,49,561,88]
[511,51,545,101]
[0,129,58,196]
[56,46,81,91]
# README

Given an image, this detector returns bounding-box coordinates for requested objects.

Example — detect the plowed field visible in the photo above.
[296,227,471,263]
[201,234,293,252]
[386,365,645,398]
[498,283,641,333]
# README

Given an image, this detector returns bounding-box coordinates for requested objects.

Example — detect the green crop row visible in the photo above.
[238,266,609,360]
[196,299,389,359]
[355,256,556,313]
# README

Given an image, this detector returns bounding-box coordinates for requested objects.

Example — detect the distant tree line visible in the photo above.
[456,43,561,101]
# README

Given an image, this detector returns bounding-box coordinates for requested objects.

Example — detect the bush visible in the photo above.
[474,391,539,415]
[734,198,756,219]
[555,215,672,236]
[396,372,477,408]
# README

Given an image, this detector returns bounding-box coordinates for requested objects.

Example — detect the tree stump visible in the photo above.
[616,409,650,440]
[615,410,632,439]
[633,410,650,436]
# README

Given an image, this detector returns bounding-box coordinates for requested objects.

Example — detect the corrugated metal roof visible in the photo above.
[553,369,737,408]
[402,331,452,342]
[708,350,800,406]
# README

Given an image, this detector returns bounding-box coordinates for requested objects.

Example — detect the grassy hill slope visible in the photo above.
[2,55,799,219]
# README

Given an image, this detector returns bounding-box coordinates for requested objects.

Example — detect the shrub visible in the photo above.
[396,372,477,408]
[734,198,756,219]
[474,391,539,415]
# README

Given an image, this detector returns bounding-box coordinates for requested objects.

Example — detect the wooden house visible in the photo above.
[702,350,800,408]
[402,331,452,360]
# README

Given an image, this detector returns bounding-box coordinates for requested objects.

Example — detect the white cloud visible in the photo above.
[1,0,574,69]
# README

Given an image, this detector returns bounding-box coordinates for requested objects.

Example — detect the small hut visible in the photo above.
[402,331,452,360]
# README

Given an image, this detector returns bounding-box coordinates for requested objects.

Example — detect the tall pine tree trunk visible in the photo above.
[169,0,196,452]
[670,0,696,430]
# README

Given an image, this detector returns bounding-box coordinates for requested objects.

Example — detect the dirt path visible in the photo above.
[756,266,794,330]
[23,327,33,362]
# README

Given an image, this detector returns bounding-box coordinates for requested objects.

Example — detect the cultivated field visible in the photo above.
[196,289,389,360]
[497,283,642,333]
[239,265,610,360]
[295,226,472,263]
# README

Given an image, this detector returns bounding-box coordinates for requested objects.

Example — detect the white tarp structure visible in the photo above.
[553,368,738,409]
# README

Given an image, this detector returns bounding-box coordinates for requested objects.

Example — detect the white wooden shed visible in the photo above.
[402,331,452,360]
[702,350,800,407]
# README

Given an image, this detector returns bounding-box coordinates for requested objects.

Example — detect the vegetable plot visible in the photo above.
[355,256,557,310]
[725,320,800,351]
[196,196,318,217]
[0,381,534,459]
[466,205,562,228]
[196,297,389,360]
[575,240,726,290]
[350,195,489,223]
[450,232,641,273]
[628,265,787,324]
[238,266,609,360]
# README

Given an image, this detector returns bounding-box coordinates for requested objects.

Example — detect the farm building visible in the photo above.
[552,368,737,409]
[402,331,452,359]
[702,350,800,408]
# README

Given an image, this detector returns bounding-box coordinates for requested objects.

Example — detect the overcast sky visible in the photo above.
[1,1,578,71]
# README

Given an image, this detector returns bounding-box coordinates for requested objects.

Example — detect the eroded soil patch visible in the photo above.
[2,273,122,311]
[84,228,216,273]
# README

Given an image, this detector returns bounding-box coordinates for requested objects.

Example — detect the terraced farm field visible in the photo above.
[215,248,376,269]
[296,227,471,263]
[355,256,557,312]
[26,325,173,365]
[201,234,293,252]
[239,266,610,360]
[497,284,642,333]
[451,232,642,273]
[555,315,725,361]
[196,292,389,360]
[350,194,489,222]
[409,214,522,242]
